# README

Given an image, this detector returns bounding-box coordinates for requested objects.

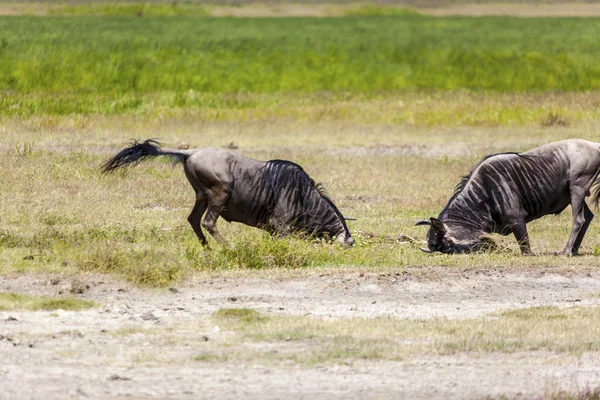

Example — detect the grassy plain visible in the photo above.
[2,117,600,286]
[3,9,600,398]
[1,13,600,286]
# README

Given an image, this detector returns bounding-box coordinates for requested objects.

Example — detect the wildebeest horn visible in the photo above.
[420,247,433,253]
[343,216,357,221]
[415,219,432,226]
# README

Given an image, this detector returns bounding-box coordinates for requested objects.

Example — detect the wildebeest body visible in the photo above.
[418,139,600,255]
[103,141,354,247]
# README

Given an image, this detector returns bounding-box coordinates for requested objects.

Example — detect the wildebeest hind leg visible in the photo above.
[201,190,229,247]
[187,198,208,246]
[563,188,590,256]
[512,222,534,255]
[567,201,593,256]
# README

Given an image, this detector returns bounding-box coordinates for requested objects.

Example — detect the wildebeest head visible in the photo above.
[319,192,355,248]
[297,183,355,248]
[415,218,494,254]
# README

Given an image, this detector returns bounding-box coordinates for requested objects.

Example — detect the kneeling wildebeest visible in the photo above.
[416,139,600,256]
[102,140,355,247]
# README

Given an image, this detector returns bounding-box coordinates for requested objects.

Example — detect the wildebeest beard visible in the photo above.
[424,222,495,254]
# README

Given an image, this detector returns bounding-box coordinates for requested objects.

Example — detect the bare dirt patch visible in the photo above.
[424,3,600,17]
[5,2,600,17]
[3,270,600,399]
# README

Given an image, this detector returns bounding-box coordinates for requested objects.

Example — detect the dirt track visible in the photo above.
[3,269,600,399]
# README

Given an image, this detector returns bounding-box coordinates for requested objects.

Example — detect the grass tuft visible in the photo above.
[213,308,267,324]
[0,292,96,311]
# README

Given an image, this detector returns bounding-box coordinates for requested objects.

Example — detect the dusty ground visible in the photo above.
[4,2,600,17]
[3,269,600,399]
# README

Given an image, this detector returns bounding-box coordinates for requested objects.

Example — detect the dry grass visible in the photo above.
[2,107,600,285]
[5,91,600,128]
[198,305,600,365]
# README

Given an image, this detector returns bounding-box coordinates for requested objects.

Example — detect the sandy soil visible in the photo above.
[3,269,600,399]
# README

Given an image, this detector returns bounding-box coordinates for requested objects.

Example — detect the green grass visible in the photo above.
[2,15,600,118]
[0,291,96,311]
[3,15,600,121]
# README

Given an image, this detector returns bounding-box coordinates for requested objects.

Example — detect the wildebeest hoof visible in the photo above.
[560,249,576,257]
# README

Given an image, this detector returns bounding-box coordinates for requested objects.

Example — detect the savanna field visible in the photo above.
[4,3,600,399]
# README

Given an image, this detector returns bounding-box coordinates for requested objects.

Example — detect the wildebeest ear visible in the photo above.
[415,219,432,226]
[430,218,446,234]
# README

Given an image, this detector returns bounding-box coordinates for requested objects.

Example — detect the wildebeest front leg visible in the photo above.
[512,222,534,255]
[563,188,592,256]
[187,198,208,246]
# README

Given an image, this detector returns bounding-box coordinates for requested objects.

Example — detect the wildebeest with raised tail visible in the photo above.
[416,139,600,256]
[102,140,355,247]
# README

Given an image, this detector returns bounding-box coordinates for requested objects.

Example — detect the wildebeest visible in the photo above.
[416,139,600,256]
[101,140,355,247]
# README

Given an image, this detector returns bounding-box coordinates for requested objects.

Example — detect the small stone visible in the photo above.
[108,374,131,381]
[141,311,158,321]
[201,336,209,342]
[177,142,189,150]
[6,316,18,322]
[168,288,179,294]
[70,280,89,294]
[228,297,237,302]
[23,255,34,261]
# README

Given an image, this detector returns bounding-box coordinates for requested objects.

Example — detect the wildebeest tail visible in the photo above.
[101,139,191,173]
[592,170,600,209]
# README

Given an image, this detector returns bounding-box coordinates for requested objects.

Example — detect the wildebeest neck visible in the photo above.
[440,178,494,234]
[260,160,350,240]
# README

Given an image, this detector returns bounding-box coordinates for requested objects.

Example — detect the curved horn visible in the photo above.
[343,216,357,221]
[415,219,432,226]
[420,247,433,253]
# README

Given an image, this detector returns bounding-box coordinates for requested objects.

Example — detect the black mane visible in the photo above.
[445,152,535,211]
[455,152,538,193]
[261,160,349,234]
